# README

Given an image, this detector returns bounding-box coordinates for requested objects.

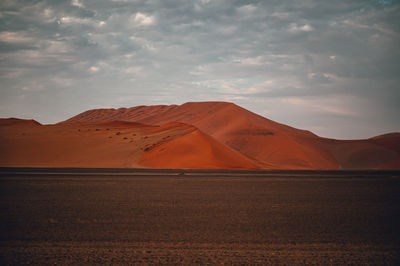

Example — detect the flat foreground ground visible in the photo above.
[0,169,399,265]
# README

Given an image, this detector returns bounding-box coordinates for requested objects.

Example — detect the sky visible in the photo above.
[0,0,399,139]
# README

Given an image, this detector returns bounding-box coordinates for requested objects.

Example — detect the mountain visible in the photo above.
[1,102,399,169]
[62,102,400,170]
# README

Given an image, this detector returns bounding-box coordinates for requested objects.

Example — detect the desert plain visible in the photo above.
[1,168,400,264]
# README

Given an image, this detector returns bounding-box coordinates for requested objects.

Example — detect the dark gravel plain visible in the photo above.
[1,168,399,265]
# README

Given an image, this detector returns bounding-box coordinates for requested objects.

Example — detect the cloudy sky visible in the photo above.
[0,0,399,139]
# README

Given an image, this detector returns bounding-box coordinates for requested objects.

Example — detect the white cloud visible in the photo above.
[307,72,332,82]
[59,16,105,29]
[289,23,314,32]
[71,0,84,8]
[89,66,100,73]
[59,16,95,26]
[237,4,257,15]
[301,24,314,32]
[281,96,360,117]
[132,12,156,26]
[234,56,267,66]
[42,8,54,19]
[0,31,35,44]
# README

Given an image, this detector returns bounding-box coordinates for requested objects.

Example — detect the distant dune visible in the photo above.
[0,118,41,126]
[1,102,399,169]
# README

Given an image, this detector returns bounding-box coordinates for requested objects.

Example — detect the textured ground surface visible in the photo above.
[1,169,399,265]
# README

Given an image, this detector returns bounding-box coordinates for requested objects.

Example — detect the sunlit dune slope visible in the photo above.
[64,102,400,169]
[0,118,260,169]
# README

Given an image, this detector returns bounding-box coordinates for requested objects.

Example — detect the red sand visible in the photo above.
[62,102,400,169]
[0,118,259,169]
[2,102,400,169]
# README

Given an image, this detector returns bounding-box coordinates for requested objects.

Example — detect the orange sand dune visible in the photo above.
[64,102,337,169]
[64,102,400,170]
[0,119,260,169]
[140,127,261,169]
[0,118,41,126]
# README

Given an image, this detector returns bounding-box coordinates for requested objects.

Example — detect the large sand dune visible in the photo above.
[62,102,400,169]
[1,102,399,169]
[0,118,260,169]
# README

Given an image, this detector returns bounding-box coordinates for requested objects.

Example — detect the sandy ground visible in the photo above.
[0,120,260,169]
[1,241,398,265]
[1,169,399,264]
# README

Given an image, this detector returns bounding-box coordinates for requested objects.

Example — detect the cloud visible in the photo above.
[281,96,360,117]
[289,23,314,32]
[0,0,399,138]
[132,12,156,26]
[0,31,36,44]
[89,66,100,73]
[71,0,84,9]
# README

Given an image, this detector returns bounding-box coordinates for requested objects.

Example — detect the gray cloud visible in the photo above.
[0,0,399,139]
